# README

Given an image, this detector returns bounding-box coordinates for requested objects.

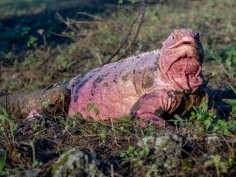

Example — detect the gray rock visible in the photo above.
[50,149,105,177]
[205,134,221,154]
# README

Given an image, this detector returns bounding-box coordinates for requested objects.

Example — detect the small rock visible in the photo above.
[50,149,105,177]
[205,134,221,154]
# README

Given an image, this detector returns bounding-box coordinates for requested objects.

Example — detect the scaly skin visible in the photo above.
[0,29,208,123]
[68,28,207,122]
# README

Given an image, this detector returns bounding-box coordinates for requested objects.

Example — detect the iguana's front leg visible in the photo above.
[131,90,184,127]
[131,87,210,127]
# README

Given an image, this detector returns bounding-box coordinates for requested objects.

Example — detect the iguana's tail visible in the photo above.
[0,84,71,118]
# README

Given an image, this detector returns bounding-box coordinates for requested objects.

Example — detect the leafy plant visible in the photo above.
[59,116,77,134]
[98,129,106,142]
[117,115,133,134]
[188,103,216,133]
[170,114,186,129]
[211,119,231,136]
[27,35,38,47]
[188,103,236,136]
[91,121,107,142]
[120,145,149,167]
[143,123,155,136]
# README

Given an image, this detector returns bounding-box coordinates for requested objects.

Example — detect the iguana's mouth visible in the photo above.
[169,36,199,49]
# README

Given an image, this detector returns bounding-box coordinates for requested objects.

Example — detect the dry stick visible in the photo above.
[104,0,146,65]
[55,12,107,41]
[76,12,105,22]
[56,12,80,34]
[57,11,106,28]
[103,13,140,65]
[124,1,146,53]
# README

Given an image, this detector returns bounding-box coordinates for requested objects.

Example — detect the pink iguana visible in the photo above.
[0,29,208,125]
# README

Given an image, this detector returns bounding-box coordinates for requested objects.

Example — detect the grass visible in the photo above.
[223,84,236,116]
[0,0,236,176]
[0,148,7,173]
[0,0,113,19]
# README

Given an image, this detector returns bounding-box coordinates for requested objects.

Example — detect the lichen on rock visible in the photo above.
[50,149,105,177]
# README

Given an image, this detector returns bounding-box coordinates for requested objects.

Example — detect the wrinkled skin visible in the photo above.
[68,28,206,123]
[0,29,207,125]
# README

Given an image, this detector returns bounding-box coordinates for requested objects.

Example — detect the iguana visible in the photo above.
[0,29,209,125]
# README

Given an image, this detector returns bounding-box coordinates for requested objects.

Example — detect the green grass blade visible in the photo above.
[0,149,7,172]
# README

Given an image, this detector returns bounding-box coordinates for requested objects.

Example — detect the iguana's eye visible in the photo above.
[163,33,175,46]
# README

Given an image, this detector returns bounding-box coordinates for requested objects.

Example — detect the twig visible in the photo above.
[76,12,105,22]
[55,12,107,41]
[56,12,80,34]
[104,14,139,64]
[125,1,146,52]
[104,0,146,65]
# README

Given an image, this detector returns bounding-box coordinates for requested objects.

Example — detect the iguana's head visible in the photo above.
[159,28,204,93]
